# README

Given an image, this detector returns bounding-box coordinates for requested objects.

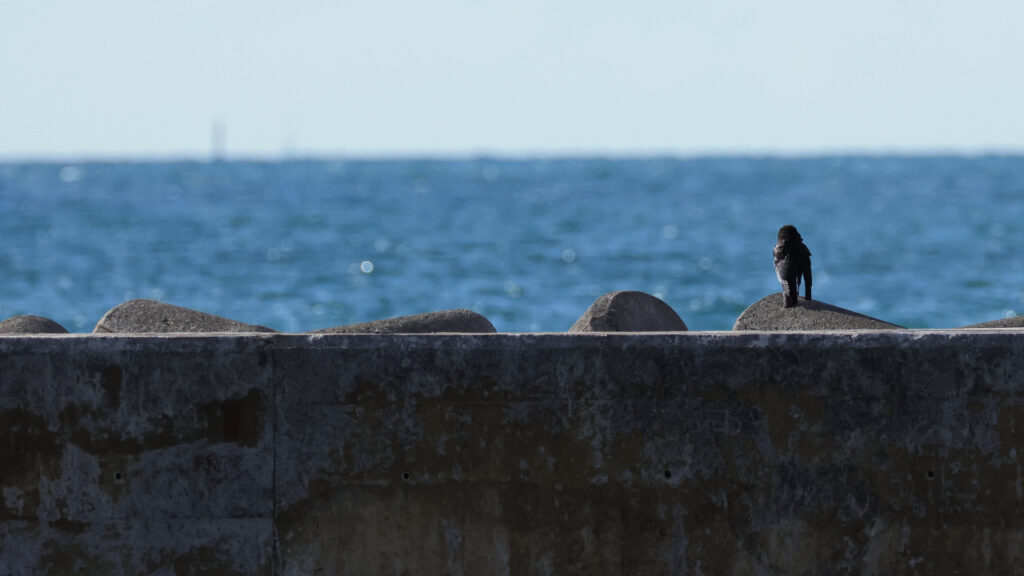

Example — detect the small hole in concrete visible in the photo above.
[663,470,672,479]
[403,472,410,480]
[927,470,935,479]
[114,472,123,481]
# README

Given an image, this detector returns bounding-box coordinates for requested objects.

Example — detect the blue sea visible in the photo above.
[1,157,1022,332]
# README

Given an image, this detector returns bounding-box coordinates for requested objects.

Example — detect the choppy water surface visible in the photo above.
[1,157,1022,332]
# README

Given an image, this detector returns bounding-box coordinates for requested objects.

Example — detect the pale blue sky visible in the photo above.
[2,0,1023,158]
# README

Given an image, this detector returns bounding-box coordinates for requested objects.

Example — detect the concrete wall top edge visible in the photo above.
[1,330,1023,353]
[1,329,1024,339]
[2,328,1024,335]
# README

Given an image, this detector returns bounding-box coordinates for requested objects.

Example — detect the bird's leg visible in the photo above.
[782,280,797,308]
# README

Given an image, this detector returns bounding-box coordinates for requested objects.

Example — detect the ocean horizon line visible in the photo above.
[3,147,1024,165]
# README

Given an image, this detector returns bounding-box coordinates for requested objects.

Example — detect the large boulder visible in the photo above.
[734,293,904,331]
[310,309,496,334]
[94,299,276,333]
[960,316,1024,329]
[569,291,687,332]
[0,315,69,334]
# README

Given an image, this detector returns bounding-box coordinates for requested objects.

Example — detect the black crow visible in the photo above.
[773,225,812,308]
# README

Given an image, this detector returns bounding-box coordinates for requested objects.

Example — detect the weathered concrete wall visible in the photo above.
[3,331,1024,575]
[0,335,276,575]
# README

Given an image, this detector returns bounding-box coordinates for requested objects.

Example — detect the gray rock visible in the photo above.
[569,291,687,332]
[0,315,69,334]
[94,299,276,333]
[960,316,1024,329]
[310,309,496,334]
[733,293,904,330]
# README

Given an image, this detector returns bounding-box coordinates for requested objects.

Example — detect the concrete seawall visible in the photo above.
[2,331,1024,574]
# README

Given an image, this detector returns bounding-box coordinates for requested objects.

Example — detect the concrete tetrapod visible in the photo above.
[569,290,687,332]
[93,299,277,333]
[734,293,904,330]
[309,309,496,334]
[960,316,1024,328]
[0,315,69,334]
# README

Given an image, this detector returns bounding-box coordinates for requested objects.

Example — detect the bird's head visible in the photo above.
[777,225,802,242]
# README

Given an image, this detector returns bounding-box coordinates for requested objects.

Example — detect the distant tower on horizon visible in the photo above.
[211,120,226,161]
